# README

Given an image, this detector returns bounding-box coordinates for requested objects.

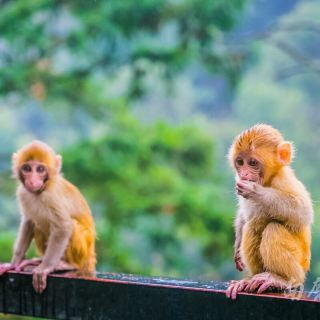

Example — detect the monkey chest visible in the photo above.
[21,199,52,233]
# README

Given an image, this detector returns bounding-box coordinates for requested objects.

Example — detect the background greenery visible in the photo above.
[0,0,320,317]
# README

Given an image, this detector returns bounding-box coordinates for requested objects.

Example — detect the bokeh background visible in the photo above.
[0,0,320,317]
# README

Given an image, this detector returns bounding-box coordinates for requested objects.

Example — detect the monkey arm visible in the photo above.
[31,219,74,294]
[257,187,312,226]
[40,220,73,269]
[234,212,245,271]
[12,218,34,265]
[237,180,313,228]
[0,219,34,275]
[234,212,245,250]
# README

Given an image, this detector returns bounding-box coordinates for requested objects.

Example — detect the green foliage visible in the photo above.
[1,4,320,320]
[0,0,250,286]
[0,0,247,107]
[0,232,15,262]
[63,111,233,277]
[0,232,38,264]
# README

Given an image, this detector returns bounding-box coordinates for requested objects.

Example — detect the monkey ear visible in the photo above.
[55,155,62,173]
[277,141,293,165]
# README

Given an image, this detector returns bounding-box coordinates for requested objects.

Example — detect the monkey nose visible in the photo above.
[240,173,249,180]
[240,175,252,181]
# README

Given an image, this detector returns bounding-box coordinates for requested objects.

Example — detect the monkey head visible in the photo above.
[12,140,62,193]
[228,124,293,186]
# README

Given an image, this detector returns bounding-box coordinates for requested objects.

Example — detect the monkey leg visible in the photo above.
[235,222,309,297]
[227,221,310,299]
[258,222,308,288]
[240,222,309,295]
[227,220,265,299]
[240,220,265,275]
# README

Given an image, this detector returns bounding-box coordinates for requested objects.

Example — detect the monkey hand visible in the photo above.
[234,250,245,272]
[32,264,54,294]
[236,180,262,199]
[0,263,17,276]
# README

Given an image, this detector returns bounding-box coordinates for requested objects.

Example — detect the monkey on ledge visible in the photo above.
[226,124,313,299]
[0,141,96,293]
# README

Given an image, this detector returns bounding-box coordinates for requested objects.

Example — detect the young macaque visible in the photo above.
[226,124,313,299]
[0,141,96,293]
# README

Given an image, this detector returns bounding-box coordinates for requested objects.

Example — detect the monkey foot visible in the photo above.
[0,263,16,276]
[245,272,289,294]
[0,258,43,275]
[16,259,76,273]
[226,272,289,300]
[226,279,251,300]
[54,260,77,272]
[15,258,42,272]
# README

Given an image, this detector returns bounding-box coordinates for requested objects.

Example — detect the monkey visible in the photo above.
[0,141,96,293]
[225,124,313,299]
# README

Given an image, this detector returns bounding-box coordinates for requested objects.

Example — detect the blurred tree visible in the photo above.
[1,3,320,320]
[63,110,234,277]
[0,0,249,278]
[0,0,247,114]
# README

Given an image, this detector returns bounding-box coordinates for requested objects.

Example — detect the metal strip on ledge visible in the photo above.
[0,271,320,320]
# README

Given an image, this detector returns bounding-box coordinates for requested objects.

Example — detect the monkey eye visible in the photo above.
[248,158,259,167]
[21,164,31,172]
[36,165,46,173]
[235,158,244,166]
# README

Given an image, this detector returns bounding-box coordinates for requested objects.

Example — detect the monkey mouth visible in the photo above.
[25,183,47,194]
[24,175,49,194]
[240,178,256,182]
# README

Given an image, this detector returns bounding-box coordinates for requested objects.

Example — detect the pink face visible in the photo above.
[19,160,49,193]
[234,154,263,184]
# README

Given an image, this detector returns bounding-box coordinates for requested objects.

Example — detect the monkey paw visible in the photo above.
[226,279,250,300]
[244,272,288,294]
[0,263,16,276]
[236,180,258,199]
[234,251,245,272]
[226,273,289,299]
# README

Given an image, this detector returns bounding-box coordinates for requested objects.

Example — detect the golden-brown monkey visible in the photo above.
[0,141,96,293]
[226,124,313,299]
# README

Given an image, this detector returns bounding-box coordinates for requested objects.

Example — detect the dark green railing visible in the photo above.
[0,271,319,319]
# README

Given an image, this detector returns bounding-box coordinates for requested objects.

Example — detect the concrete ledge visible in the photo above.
[0,271,319,319]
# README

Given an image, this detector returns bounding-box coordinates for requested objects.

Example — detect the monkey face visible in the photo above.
[234,153,263,184]
[19,160,49,194]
